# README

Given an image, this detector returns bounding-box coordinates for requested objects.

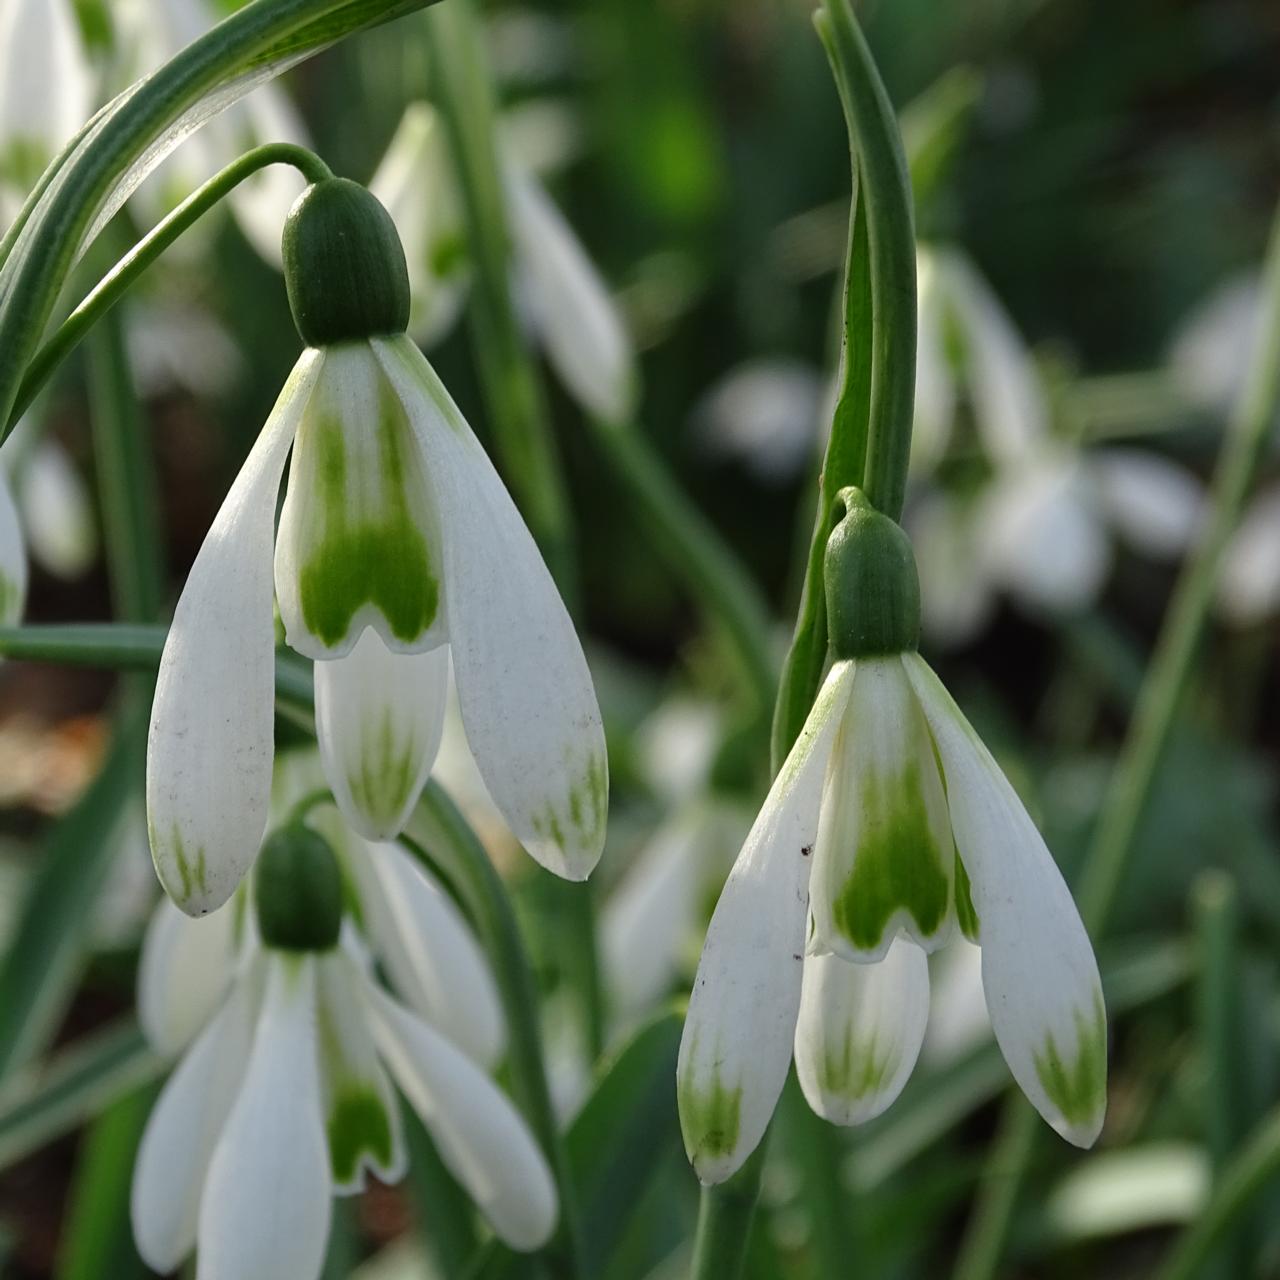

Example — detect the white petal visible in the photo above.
[275,342,447,660]
[315,629,448,840]
[147,353,320,915]
[912,246,956,476]
[350,840,505,1067]
[1218,485,1280,626]
[137,896,239,1055]
[315,951,407,1194]
[374,336,607,880]
[941,251,1048,464]
[794,939,930,1125]
[131,981,254,1274]
[15,440,96,579]
[368,984,557,1250]
[980,455,1110,615]
[369,103,471,348]
[905,655,1107,1147]
[906,490,997,647]
[197,957,332,1280]
[676,662,853,1185]
[809,657,955,961]
[1092,449,1204,559]
[922,939,991,1067]
[504,163,636,425]
[1167,271,1263,416]
[0,467,27,624]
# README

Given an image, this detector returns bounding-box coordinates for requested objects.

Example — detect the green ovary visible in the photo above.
[1034,998,1107,1129]
[679,1068,743,1162]
[345,708,419,827]
[832,761,951,952]
[297,378,439,649]
[328,1089,394,1184]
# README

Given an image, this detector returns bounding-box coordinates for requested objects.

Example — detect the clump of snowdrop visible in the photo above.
[370,101,635,425]
[908,245,1204,644]
[132,806,555,1278]
[678,489,1107,1184]
[147,176,606,916]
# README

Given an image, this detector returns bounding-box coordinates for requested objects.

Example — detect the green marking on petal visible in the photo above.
[831,759,951,953]
[531,751,608,857]
[148,817,209,907]
[328,1088,395,1185]
[297,371,439,649]
[954,852,979,942]
[345,706,420,830]
[816,1025,894,1103]
[679,1062,742,1163]
[1034,996,1107,1131]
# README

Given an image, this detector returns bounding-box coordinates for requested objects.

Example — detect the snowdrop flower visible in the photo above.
[372,102,636,425]
[1167,271,1263,419]
[678,491,1106,1183]
[0,0,95,222]
[147,177,607,916]
[132,823,555,1278]
[1217,484,1280,625]
[908,247,1203,644]
[113,0,311,267]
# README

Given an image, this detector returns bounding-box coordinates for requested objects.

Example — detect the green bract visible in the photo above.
[254,824,344,952]
[824,487,921,659]
[282,178,411,348]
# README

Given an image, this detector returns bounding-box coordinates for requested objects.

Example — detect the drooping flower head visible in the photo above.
[147,176,607,916]
[132,811,556,1278]
[677,489,1107,1183]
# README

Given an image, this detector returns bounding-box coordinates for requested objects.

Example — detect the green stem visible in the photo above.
[11,143,331,432]
[689,1143,768,1280]
[952,201,1280,1280]
[588,418,777,719]
[425,0,578,599]
[0,0,434,436]
[814,0,916,523]
[406,786,587,1280]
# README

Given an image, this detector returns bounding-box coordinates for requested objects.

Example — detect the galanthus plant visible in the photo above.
[678,491,1108,1183]
[131,816,555,1278]
[147,175,607,916]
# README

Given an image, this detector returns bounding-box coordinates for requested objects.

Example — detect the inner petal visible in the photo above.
[276,341,445,659]
[810,656,956,961]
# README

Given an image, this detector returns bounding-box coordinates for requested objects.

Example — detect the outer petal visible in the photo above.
[505,163,636,425]
[315,629,448,840]
[1092,449,1204,559]
[794,939,930,1125]
[147,353,319,915]
[368,984,557,1250]
[316,951,407,1194]
[905,655,1107,1147]
[0,468,27,624]
[137,896,239,1055]
[809,657,955,962]
[350,839,505,1067]
[131,981,254,1274]
[676,662,854,1185]
[197,956,332,1280]
[275,342,447,659]
[374,336,607,880]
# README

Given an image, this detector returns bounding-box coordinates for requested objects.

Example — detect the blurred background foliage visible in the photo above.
[2,0,1280,1277]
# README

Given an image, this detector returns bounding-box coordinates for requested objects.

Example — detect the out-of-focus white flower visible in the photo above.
[113,0,311,268]
[1218,484,1280,626]
[132,807,551,1277]
[0,0,95,222]
[1168,272,1262,418]
[0,450,27,623]
[694,358,825,483]
[921,938,990,1067]
[906,245,1204,643]
[371,101,636,425]
[12,440,96,580]
[126,297,244,399]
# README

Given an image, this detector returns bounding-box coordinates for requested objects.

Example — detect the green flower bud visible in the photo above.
[824,487,921,659]
[282,177,411,347]
[254,824,344,952]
